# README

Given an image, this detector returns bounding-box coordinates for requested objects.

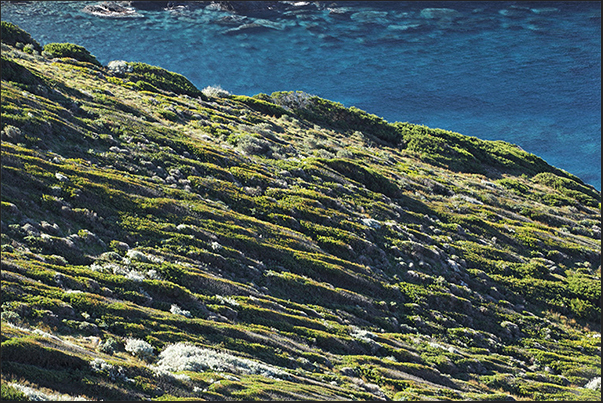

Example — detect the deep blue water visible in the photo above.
[2,1,600,190]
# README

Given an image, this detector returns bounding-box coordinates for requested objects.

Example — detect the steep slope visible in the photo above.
[1,24,601,401]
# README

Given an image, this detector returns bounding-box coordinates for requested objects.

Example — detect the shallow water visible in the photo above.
[2,1,600,189]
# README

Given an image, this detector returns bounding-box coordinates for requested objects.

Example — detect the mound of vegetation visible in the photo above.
[125,62,203,97]
[0,21,42,52]
[1,23,600,402]
[42,42,102,67]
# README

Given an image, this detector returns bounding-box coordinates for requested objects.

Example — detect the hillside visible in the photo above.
[1,22,601,401]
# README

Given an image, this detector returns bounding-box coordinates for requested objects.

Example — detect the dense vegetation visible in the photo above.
[41,42,102,67]
[0,21,42,53]
[1,24,600,401]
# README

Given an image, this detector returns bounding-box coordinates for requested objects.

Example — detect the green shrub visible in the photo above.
[22,43,36,54]
[497,177,529,193]
[158,109,179,122]
[271,92,401,145]
[134,80,158,92]
[98,337,119,355]
[0,21,42,51]
[323,158,399,197]
[42,43,101,66]
[565,273,601,320]
[566,274,601,304]
[533,172,600,207]
[232,95,289,118]
[126,62,202,97]
[0,383,28,401]
[568,298,599,321]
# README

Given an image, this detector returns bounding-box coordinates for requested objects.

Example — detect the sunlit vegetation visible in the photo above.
[1,24,600,401]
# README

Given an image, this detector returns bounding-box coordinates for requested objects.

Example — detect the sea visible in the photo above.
[1,1,600,190]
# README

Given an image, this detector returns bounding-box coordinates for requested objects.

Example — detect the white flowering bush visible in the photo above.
[202,85,230,98]
[107,60,133,76]
[98,337,119,354]
[64,289,83,294]
[153,342,288,379]
[124,338,154,360]
[89,358,130,382]
[152,366,191,383]
[125,270,146,282]
[216,295,239,307]
[270,90,313,111]
[90,260,160,282]
[585,376,601,390]
[1,310,21,324]
[360,217,381,229]
[349,326,381,354]
[1,125,22,141]
[126,249,150,262]
[8,383,87,401]
[90,357,115,373]
[170,304,192,318]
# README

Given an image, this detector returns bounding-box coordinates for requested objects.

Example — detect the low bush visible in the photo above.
[235,134,273,156]
[153,342,288,379]
[323,158,399,197]
[0,383,28,401]
[107,60,133,76]
[271,92,401,145]
[533,172,600,207]
[230,94,289,118]
[126,62,202,97]
[42,43,101,66]
[202,85,230,98]
[98,337,119,354]
[124,338,155,360]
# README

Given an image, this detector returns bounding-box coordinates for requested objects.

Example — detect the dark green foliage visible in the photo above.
[0,56,47,89]
[564,273,601,320]
[271,91,401,145]
[43,43,102,67]
[1,338,87,370]
[134,80,158,92]
[233,95,289,117]
[497,178,529,193]
[322,158,399,197]
[533,172,600,207]
[0,21,42,51]
[393,122,559,176]
[125,62,203,97]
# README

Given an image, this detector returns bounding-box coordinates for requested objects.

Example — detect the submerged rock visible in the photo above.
[327,7,353,19]
[211,1,287,17]
[531,7,559,14]
[126,1,170,11]
[81,1,145,18]
[350,10,389,24]
[420,8,462,20]
[386,23,425,32]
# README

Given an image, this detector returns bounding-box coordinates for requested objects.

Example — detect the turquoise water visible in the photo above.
[2,1,600,190]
